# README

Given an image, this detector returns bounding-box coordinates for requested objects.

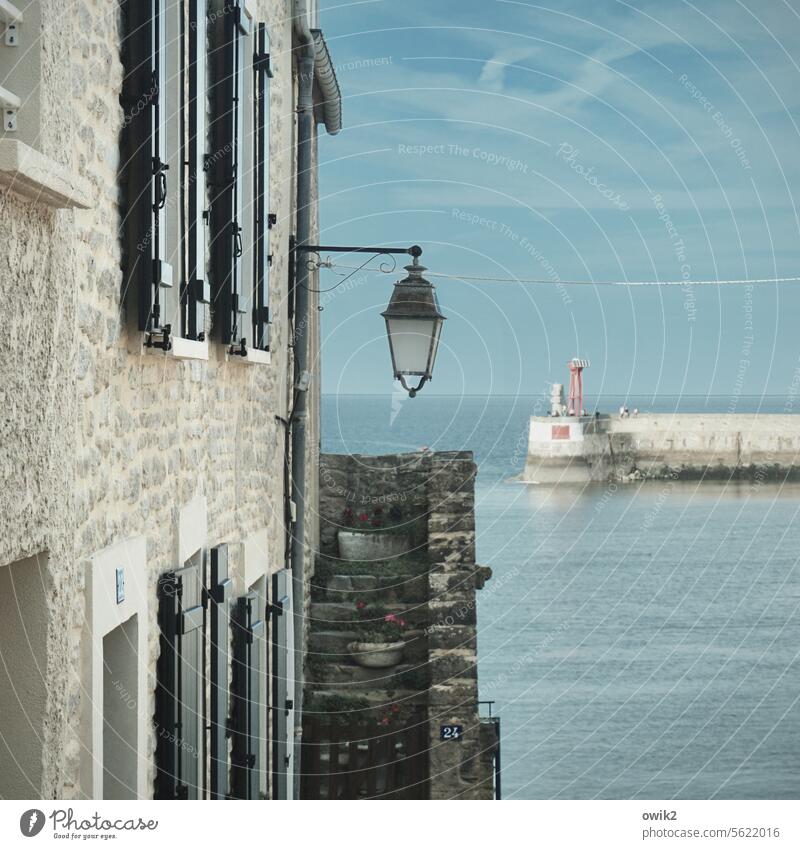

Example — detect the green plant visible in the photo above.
[353,601,408,643]
[304,693,371,714]
[304,693,373,727]
[315,554,428,580]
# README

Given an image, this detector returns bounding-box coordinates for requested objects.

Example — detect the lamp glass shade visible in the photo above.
[381,260,446,388]
[385,316,443,376]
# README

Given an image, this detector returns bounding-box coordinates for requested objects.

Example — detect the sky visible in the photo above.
[314,0,800,399]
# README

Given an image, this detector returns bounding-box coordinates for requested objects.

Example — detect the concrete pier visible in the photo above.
[521,413,800,483]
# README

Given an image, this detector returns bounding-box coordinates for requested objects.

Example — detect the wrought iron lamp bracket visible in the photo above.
[295,243,422,274]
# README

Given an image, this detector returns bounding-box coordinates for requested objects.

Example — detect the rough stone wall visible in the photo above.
[0,0,95,796]
[0,0,318,798]
[314,451,496,799]
[425,453,494,800]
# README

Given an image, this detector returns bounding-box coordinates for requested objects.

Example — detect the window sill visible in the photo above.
[0,139,93,209]
[143,336,209,361]
[226,347,271,366]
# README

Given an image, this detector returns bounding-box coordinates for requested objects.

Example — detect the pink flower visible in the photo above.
[358,512,368,522]
[390,704,400,714]
[379,716,390,726]
[384,613,398,623]
[355,600,367,610]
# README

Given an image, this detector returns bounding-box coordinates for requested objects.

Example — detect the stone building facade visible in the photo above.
[0,0,336,800]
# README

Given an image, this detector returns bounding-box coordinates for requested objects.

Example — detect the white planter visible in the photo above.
[348,641,406,668]
[337,530,411,561]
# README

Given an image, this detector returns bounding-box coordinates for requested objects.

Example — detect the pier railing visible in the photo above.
[479,700,502,800]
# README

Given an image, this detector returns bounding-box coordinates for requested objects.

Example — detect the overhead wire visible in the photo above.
[318,261,800,287]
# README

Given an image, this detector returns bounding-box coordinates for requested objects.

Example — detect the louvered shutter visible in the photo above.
[121,0,172,335]
[253,22,272,351]
[271,568,295,799]
[155,561,204,799]
[210,0,251,347]
[209,545,232,799]
[231,591,264,799]
[187,0,210,340]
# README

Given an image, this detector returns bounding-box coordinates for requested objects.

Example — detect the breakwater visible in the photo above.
[521,414,800,483]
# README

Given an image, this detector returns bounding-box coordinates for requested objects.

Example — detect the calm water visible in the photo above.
[322,394,800,799]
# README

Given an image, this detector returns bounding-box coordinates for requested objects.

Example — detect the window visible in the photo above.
[238,529,271,798]
[155,506,281,799]
[0,1,32,139]
[155,555,204,800]
[121,1,209,349]
[271,568,295,799]
[210,1,273,356]
[157,538,276,800]
[209,545,232,800]
[0,2,90,207]
[231,589,265,799]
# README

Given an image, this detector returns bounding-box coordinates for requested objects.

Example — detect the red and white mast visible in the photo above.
[567,358,590,416]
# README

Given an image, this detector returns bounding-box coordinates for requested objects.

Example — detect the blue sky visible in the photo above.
[315,0,800,399]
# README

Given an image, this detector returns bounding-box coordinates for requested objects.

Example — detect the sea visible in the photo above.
[322,394,800,799]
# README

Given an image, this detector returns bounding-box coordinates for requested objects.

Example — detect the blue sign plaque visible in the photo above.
[440,724,463,741]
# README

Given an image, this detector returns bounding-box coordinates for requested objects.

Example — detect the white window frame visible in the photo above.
[0,1,92,207]
[143,0,210,360]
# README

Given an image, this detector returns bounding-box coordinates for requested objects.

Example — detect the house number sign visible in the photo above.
[440,724,463,741]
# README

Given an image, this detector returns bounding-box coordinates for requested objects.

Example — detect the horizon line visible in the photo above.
[322,392,790,398]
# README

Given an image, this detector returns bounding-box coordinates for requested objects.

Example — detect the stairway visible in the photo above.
[305,556,431,709]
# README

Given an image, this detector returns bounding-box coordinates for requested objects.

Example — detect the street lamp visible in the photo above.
[381,250,446,397]
[295,242,446,397]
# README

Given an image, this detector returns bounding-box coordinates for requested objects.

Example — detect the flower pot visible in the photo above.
[348,641,406,668]
[337,530,411,561]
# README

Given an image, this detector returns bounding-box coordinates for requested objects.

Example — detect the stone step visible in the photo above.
[309,661,419,688]
[304,688,429,709]
[317,574,382,593]
[310,572,429,605]
[308,630,429,664]
[308,601,428,630]
[308,629,361,656]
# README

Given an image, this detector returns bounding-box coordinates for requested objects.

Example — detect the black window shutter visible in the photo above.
[253,22,272,351]
[231,591,264,799]
[210,1,249,347]
[187,0,210,340]
[155,562,204,799]
[121,0,172,334]
[209,545,232,799]
[271,569,293,799]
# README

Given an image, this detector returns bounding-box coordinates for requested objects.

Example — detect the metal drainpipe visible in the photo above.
[290,0,315,802]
